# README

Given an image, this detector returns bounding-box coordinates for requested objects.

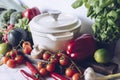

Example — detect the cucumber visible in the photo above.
[10,12,22,25]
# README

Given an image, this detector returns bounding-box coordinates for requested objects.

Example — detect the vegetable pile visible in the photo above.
[0,6,40,44]
[31,49,83,80]
[0,1,41,68]
[72,0,120,44]
[0,1,120,80]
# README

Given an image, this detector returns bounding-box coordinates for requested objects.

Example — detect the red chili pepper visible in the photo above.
[50,73,69,80]
[22,7,41,20]
[26,61,40,79]
[20,69,38,80]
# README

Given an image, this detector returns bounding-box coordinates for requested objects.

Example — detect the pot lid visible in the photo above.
[29,10,81,33]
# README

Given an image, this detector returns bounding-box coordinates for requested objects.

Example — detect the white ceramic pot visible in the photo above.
[29,11,81,51]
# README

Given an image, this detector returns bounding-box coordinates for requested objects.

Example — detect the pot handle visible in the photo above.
[46,32,74,41]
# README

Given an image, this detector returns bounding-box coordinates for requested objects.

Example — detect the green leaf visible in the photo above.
[107,19,115,25]
[117,0,120,4]
[72,0,83,9]
[83,0,88,2]
[85,2,90,8]
[107,10,118,21]
[87,6,94,17]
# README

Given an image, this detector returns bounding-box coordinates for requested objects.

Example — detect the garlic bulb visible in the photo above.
[31,45,45,59]
[84,67,120,80]
[84,67,96,80]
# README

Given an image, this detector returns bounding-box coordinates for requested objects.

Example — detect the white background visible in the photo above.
[21,0,94,34]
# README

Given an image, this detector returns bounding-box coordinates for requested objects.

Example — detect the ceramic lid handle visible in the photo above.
[48,10,61,21]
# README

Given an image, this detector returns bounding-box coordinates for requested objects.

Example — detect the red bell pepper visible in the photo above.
[26,61,41,79]
[22,7,41,20]
[66,34,96,61]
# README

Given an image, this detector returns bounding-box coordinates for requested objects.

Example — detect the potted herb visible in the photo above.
[72,0,120,56]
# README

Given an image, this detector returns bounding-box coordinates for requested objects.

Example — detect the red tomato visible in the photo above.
[65,67,77,77]
[46,63,55,72]
[22,41,31,48]
[50,55,59,64]
[50,58,58,64]
[15,55,24,64]
[6,59,16,68]
[59,56,69,66]
[2,56,9,64]
[5,51,11,57]
[72,73,81,80]
[42,52,51,60]
[23,45,32,55]
[39,68,48,76]
[9,50,18,59]
[57,53,63,58]
[37,62,45,70]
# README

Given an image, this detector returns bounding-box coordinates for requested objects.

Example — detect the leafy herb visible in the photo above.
[0,9,16,28]
[14,17,32,41]
[15,18,30,31]
[72,0,120,44]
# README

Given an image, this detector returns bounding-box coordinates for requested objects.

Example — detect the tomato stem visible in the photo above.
[15,39,24,49]
[65,54,84,79]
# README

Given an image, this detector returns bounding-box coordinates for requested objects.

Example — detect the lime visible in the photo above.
[94,48,111,63]
[0,43,12,56]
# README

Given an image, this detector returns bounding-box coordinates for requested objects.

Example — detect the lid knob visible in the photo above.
[48,10,61,21]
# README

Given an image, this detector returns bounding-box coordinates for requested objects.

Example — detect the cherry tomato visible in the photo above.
[37,62,45,70]
[2,56,9,64]
[42,51,51,60]
[46,63,55,72]
[22,41,31,48]
[50,58,58,64]
[39,68,48,76]
[15,55,24,64]
[5,51,11,57]
[65,67,77,77]
[6,59,16,68]
[23,45,32,55]
[59,56,69,66]
[9,50,18,59]
[72,73,81,80]
[50,55,59,64]
[56,52,63,58]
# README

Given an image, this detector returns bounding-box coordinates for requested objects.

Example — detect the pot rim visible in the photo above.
[29,13,81,33]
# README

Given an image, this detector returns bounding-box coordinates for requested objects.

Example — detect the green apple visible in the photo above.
[0,43,12,56]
